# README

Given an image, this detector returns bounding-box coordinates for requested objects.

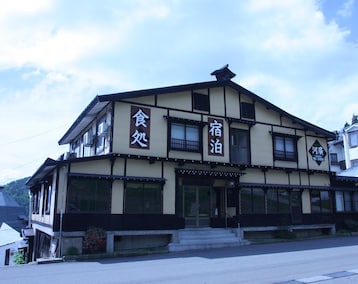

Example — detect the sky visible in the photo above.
[0,0,357,185]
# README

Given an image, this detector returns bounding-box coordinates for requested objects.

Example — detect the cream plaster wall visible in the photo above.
[255,103,280,125]
[306,136,330,171]
[111,180,123,214]
[250,124,273,166]
[300,172,310,186]
[163,163,176,214]
[126,159,162,177]
[70,160,111,175]
[157,91,191,110]
[112,158,125,176]
[302,190,311,213]
[240,168,265,183]
[265,170,289,184]
[309,173,331,186]
[209,87,225,116]
[113,103,167,157]
[123,95,155,105]
[289,172,300,185]
[225,88,240,118]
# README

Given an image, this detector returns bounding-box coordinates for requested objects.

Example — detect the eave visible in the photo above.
[26,158,58,187]
[58,97,110,145]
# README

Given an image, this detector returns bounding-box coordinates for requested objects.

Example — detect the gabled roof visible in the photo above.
[0,223,23,247]
[26,158,58,187]
[58,79,335,145]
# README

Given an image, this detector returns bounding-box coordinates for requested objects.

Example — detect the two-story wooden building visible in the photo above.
[26,66,340,259]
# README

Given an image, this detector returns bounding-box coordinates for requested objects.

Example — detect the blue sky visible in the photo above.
[1,0,357,184]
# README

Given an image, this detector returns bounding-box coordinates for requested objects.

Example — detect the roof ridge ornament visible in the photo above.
[211,64,236,81]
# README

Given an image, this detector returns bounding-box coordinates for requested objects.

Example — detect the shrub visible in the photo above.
[14,253,26,265]
[82,227,106,254]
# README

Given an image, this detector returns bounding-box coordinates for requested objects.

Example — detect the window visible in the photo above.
[336,191,358,212]
[311,190,332,213]
[125,182,162,214]
[267,189,290,213]
[240,187,265,214]
[330,153,338,165]
[32,190,40,214]
[230,128,250,164]
[193,92,209,112]
[273,134,297,161]
[67,178,111,213]
[349,131,358,148]
[96,115,110,154]
[170,123,200,152]
[240,102,255,120]
[41,182,52,215]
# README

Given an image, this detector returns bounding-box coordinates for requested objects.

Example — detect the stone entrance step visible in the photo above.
[168,227,249,252]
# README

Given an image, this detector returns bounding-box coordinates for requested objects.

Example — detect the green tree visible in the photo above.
[4,177,30,214]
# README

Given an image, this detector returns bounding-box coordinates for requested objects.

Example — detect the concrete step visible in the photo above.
[168,228,249,252]
[168,240,247,252]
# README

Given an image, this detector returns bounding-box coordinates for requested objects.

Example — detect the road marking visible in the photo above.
[296,275,332,283]
[276,269,358,283]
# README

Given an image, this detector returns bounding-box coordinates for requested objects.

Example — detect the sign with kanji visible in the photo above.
[208,117,224,156]
[309,139,326,165]
[129,106,150,149]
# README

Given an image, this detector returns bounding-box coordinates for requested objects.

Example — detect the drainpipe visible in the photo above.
[58,166,66,257]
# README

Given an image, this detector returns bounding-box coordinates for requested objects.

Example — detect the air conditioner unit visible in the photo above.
[64,152,77,160]
[98,122,109,135]
[83,132,94,146]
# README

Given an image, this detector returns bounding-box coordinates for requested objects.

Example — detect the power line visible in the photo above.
[0,124,69,146]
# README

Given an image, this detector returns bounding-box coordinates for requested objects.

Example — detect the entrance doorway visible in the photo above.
[183,185,212,227]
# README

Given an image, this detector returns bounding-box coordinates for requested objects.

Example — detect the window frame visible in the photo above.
[240,102,255,120]
[273,133,298,162]
[330,153,339,165]
[66,177,112,213]
[240,187,265,214]
[311,190,332,213]
[192,92,209,112]
[124,182,163,214]
[349,130,358,148]
[170,122,201,152]
[230,128,250,164]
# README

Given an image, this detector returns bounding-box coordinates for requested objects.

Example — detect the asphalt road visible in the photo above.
[2,236,358,284]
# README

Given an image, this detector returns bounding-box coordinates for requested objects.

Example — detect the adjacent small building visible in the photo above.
[26,66,356,259]
[329,115,358,218]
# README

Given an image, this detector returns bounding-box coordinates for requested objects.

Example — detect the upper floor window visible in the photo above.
[193,92,209,112]
[349,131,358,148]
[170,122,200,152]
[96,115,110,154]
[42,182,52,215]
[240,102,255,120]
[330,153,339,165]
[230,128,250,164]
[273,134,297,162]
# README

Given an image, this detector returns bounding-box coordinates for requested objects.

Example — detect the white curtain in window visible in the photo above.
[171,123,184,139]
[335,191,344,212]
[186,125,199,141]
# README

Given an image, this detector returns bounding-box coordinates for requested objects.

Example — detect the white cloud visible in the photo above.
[337,0,355,18]
[1,0,357,184]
